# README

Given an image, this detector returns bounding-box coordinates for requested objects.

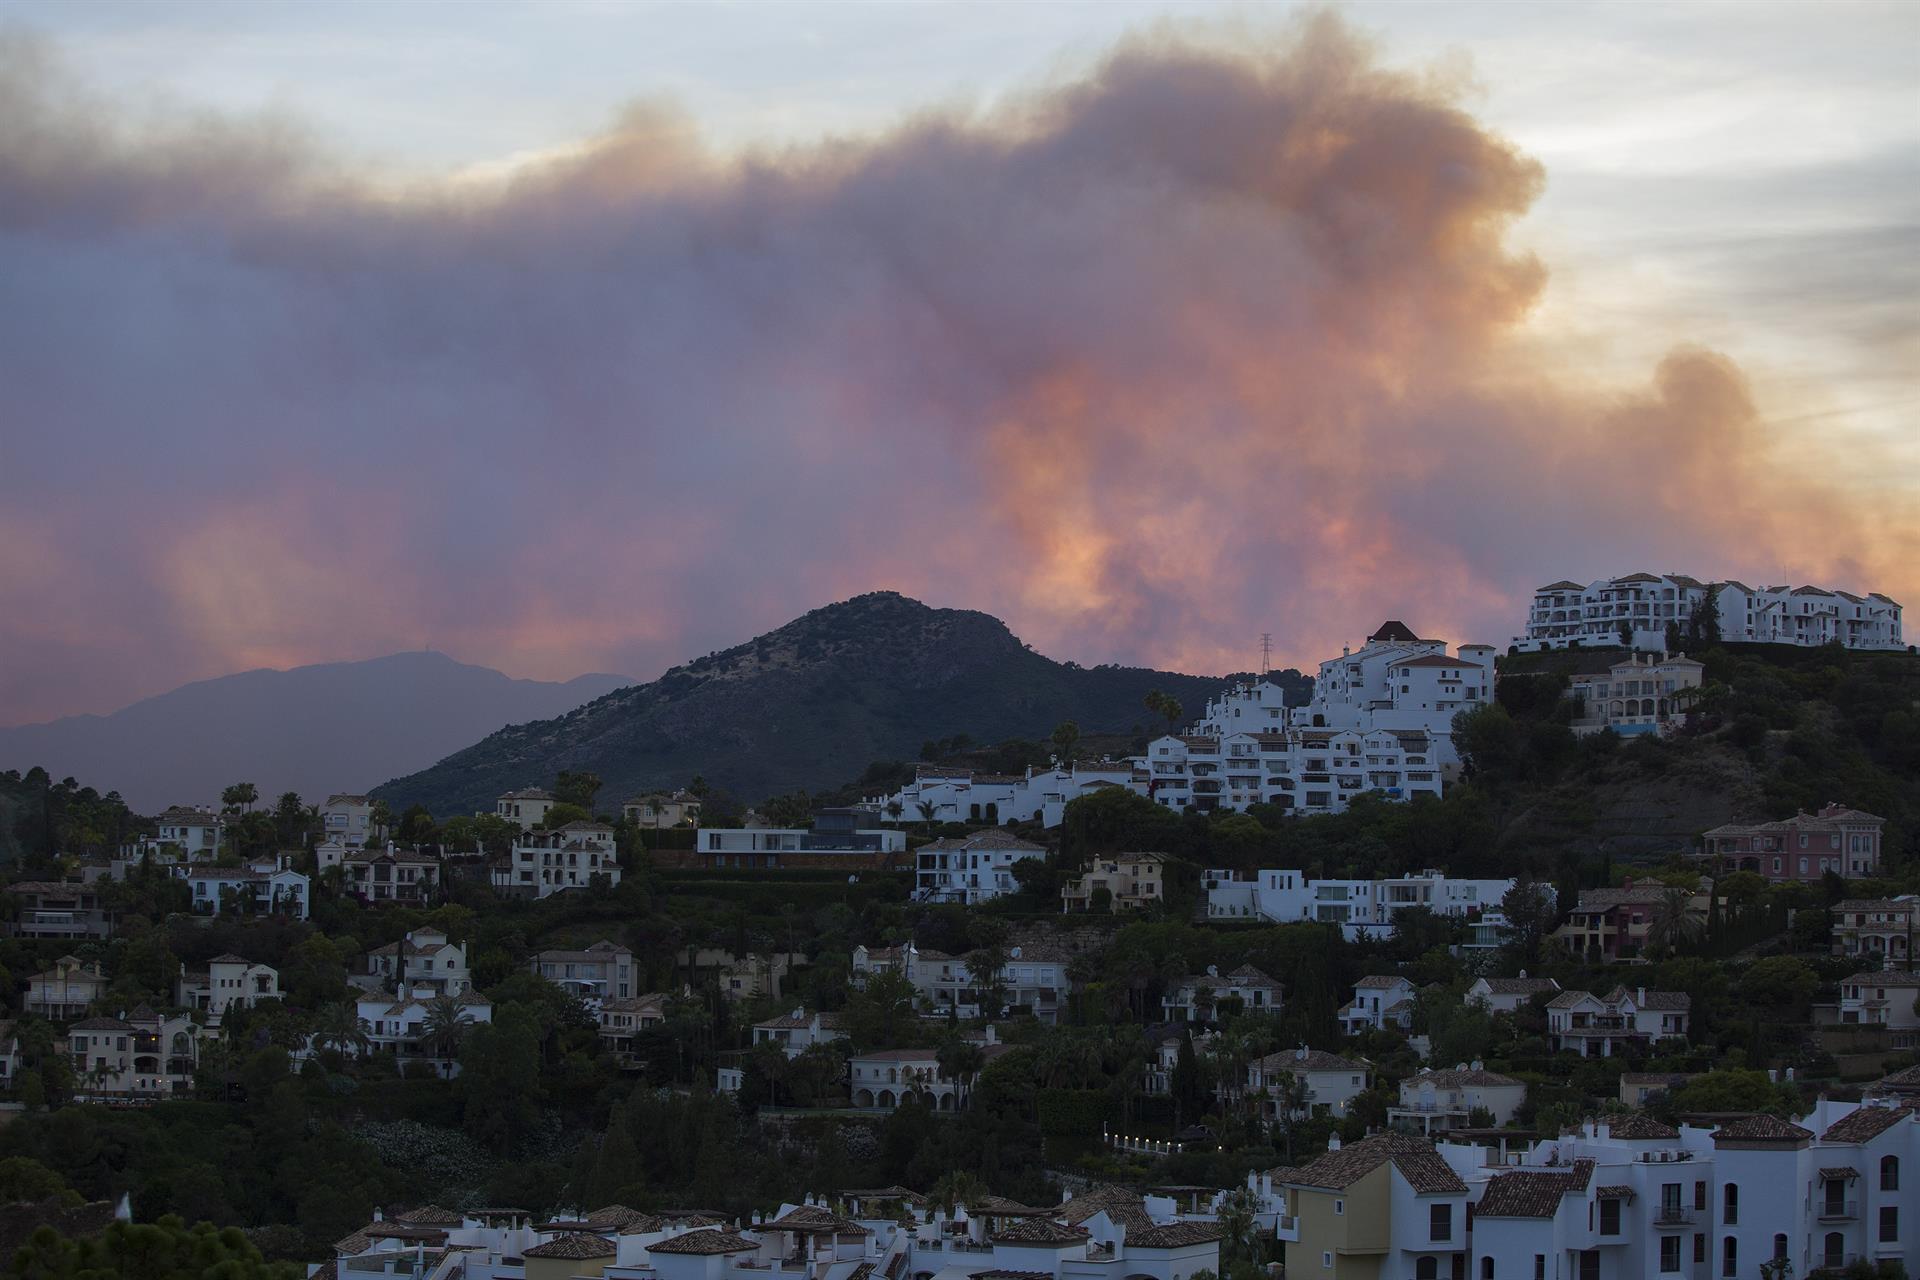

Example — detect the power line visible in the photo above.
[1259,633,1272,675]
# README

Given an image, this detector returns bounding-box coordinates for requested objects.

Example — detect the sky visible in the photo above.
[1,0,1916,726]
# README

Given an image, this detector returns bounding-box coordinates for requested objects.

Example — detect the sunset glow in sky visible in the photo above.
[2,1,1916,725]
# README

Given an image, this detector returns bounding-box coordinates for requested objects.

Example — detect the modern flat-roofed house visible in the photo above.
[3,880,115,939]
[1704,804,1885,882]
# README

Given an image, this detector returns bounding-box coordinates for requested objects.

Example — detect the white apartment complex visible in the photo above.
[1278,1101,1917,1280]
[1518,573,1905,652]
[1205,868,1521,939]
[867,762,1139,830]
[496,821,621,898]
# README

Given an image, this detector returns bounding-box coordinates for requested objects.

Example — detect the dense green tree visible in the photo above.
[554,771,604,812]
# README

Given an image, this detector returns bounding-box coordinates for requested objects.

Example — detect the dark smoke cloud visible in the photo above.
[1,14,1913,725]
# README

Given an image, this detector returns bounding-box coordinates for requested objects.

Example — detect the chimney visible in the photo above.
[1327,1135,1341,1151]
[1207,964,1219,978]
[114,1193,132,1223]
[1637,987,1646,1005]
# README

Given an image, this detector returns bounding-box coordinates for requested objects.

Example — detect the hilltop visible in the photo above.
[373,593,1272,814]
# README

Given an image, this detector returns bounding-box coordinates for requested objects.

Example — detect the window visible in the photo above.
[1599,1199,1621,1235]
[1416,1260,1438,1280]
[1481,1260,1493,1280]
[1533,1258,1545,1280]
[1722,1237,1737,1278]
[1660,1237,1681,1273]
[1693,1235,1705,1264]
[1431,1203,1452,1241]
[1334,1200,1343,1215]
[1694,1181,1706,1210]
[1723,1183,1737,1224]
[1883,1154,1900,1190]
[1321,1252,1332,1270]
[1881,1206,1898,1243]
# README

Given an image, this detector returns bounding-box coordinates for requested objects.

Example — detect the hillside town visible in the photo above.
[1,580,1916,1280]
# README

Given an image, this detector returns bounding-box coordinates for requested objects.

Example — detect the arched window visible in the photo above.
[1772,1235,1787,1260]
[1481,1259,1494,1280]
[1883,1154,1900,1190]
[1823,1233,1844,1268]
[1722,1237,1737,1278]
[1723,1183,1738,1224]
[1416,1259,1438,1280]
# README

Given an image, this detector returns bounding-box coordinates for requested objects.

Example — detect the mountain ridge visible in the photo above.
[0,652,632,813]
[374,592,1281,814]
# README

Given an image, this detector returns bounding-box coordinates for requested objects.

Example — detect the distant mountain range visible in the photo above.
[375,592,1288,815]
[0,653,632,814]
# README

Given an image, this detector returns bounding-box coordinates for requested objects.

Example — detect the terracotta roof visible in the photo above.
[1368,621,1424,643]
[1252,1049,1368,1075]
[841,1187,928,1205]
[988,1219,1088,1246]
[1712,1114,1814,1144]
[1406,1068,1521,1088]
[967,1196,1050,1217]
[648,1229,758,1255]
[1595,1186,1636,1201]
[365,1224,449,1242]
[1604,1114,1680,1140]
[585,1205,655,1231]
[1821,1107,1912,1143]
[1475,1170,1582,1218]
[1285,1134,1467,1194]
[523,1234,617,1259]
[1604,987,1691,1012]
[394,1206,465,1226]
[70,1017,134,1031]
[1053,1186,1143,1225]
[1126,1221,1223,1248]
[1476,978,1559,995]
[1354,975,1411,990]
[1389,655,1482,670]
[333,1229,375,1254]
[763,1206,870,1235]
[756,1010,851,1031]
[1819,1167,1860,1181]
[0,1200,118,1260]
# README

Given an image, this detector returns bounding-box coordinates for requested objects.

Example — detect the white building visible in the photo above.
[25,955,107,1019]
[68,1007,200,1099]
[1341,975,1418,1034]
[1465,975,1561,1016]
[355,985,493,1076]
[531,941,637,1007]
[852,939,1073,1023]
[1388,1065,1527,1134]
[1205,868,1520,939]
[128,806,224,860]
[322,793,378,848]
[867,762,1140,830]
[1568,652,1707,738]
[1162,965,1282,1022]
[1517,573,1905,652]
[366,927,472,996]
[914,829,1047,904]
[1245,1046,1371,1119]
[1141,727,1444,817]
[495,787,557,831]
[500,822,621,898]
[848,1044,1010,1111]
[623,790,702,829]
[1546,987,1691,1057]
[176,954,281,1018]
[749,1008,851,1057]
[187,857,310,919]
[1839,970,1920,1047]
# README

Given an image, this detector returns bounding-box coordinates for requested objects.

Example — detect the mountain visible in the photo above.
[0,654,632,814]
[375,592,1278,815]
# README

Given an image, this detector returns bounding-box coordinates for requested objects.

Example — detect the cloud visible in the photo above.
[0,13,1914,727]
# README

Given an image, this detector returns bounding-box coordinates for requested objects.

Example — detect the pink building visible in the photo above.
[1702,804,1884,882]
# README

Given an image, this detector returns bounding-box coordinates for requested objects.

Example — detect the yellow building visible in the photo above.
[1061,851,1170,912]
[1279,1134,1469,1280]
[522,1233,616,1280]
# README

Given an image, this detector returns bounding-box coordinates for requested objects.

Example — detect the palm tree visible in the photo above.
[1646,886,1704,956]
[422,995,473,1075]
[936,1038,987,1108]
[915,801,938,835]
[314,1002,370,1061]
[928,1170,985,1215]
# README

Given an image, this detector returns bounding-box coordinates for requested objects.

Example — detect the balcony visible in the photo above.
[1654,1204,1696,1226]
[1817,1199,1858,1222]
